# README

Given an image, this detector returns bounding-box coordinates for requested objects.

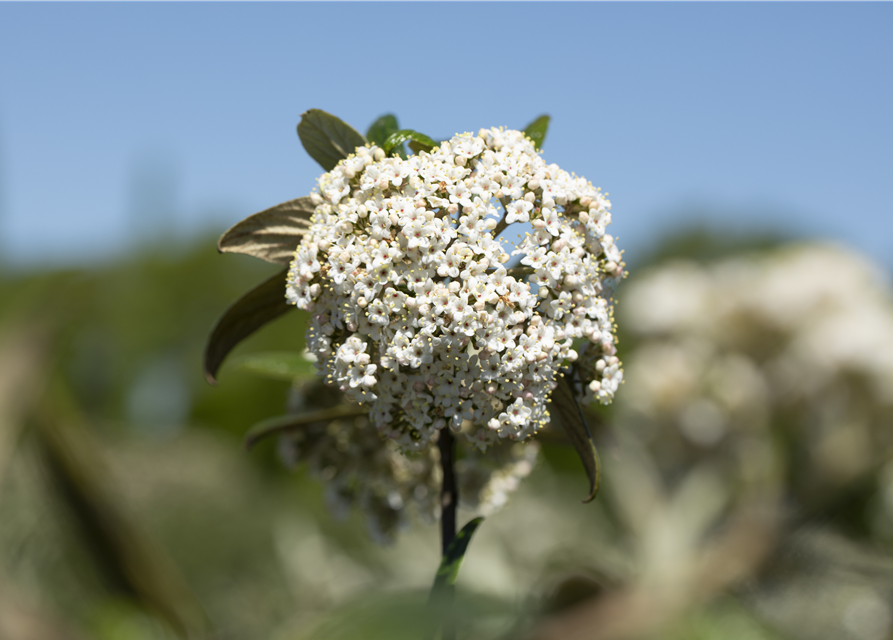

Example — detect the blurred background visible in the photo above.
[1,3,891,640]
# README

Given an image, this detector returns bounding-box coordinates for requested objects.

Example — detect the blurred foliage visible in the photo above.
[1,226,892,640]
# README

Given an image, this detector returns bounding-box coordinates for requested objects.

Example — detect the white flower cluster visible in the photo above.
[618,244,893,501]
[287,128,623,451]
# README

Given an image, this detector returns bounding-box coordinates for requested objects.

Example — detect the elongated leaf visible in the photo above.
[244,405,367,450]
[366,114,399,148]
[217,196,315,264]
[429,517,484,601]
[523,114,550,150]
[384,129,436,155]
[297,109,367,171]
[203,269,292,384]
[231,351,315,381]
[551,375,601,502]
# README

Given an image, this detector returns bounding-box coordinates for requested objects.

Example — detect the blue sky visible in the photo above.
[1,2,891,269]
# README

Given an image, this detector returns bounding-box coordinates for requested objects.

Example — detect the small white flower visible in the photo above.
[505,199,533,224]
[451,134,485,158]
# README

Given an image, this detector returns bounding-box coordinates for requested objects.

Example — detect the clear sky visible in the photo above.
[1,2,891,270]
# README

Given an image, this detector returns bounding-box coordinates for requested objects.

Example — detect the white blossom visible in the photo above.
[287,128,624,452]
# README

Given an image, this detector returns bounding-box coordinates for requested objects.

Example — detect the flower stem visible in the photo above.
[437,428,457,640]
[438,428,457,554]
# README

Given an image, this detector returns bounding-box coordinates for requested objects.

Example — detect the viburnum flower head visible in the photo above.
[287,128,624,452]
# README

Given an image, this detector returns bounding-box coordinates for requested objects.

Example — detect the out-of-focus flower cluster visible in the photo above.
[280,383,538,543]
[498,243,893,640]
[618,242,893,536]
[286,129,623,452]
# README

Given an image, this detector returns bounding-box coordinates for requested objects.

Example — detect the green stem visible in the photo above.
[438,428,457,554]
[437,428,457,640]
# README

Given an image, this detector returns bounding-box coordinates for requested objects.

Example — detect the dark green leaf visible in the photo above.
[243,406,367,450]
[231,351,315,381]
[297,109,367,171]
[408,139,440,155]
[217,196,315,264]
[203,269,293,384]
[551,375,601,502]
[429,517,484,602]
[383,129,436,155]
[523,114,550,150]
[366,114,399,148]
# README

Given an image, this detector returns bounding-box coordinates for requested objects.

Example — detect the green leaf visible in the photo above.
[243,405,367,450]
[230,350,315,381]
[217,196,315,265]
[550,375,601,502]
[366,114,399,148]
[383,129,436,155]
[297,109,367,171]
[429,517,484,601]
[203,269,293,384]
[523,114,550,150]
[408,139,439,155]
